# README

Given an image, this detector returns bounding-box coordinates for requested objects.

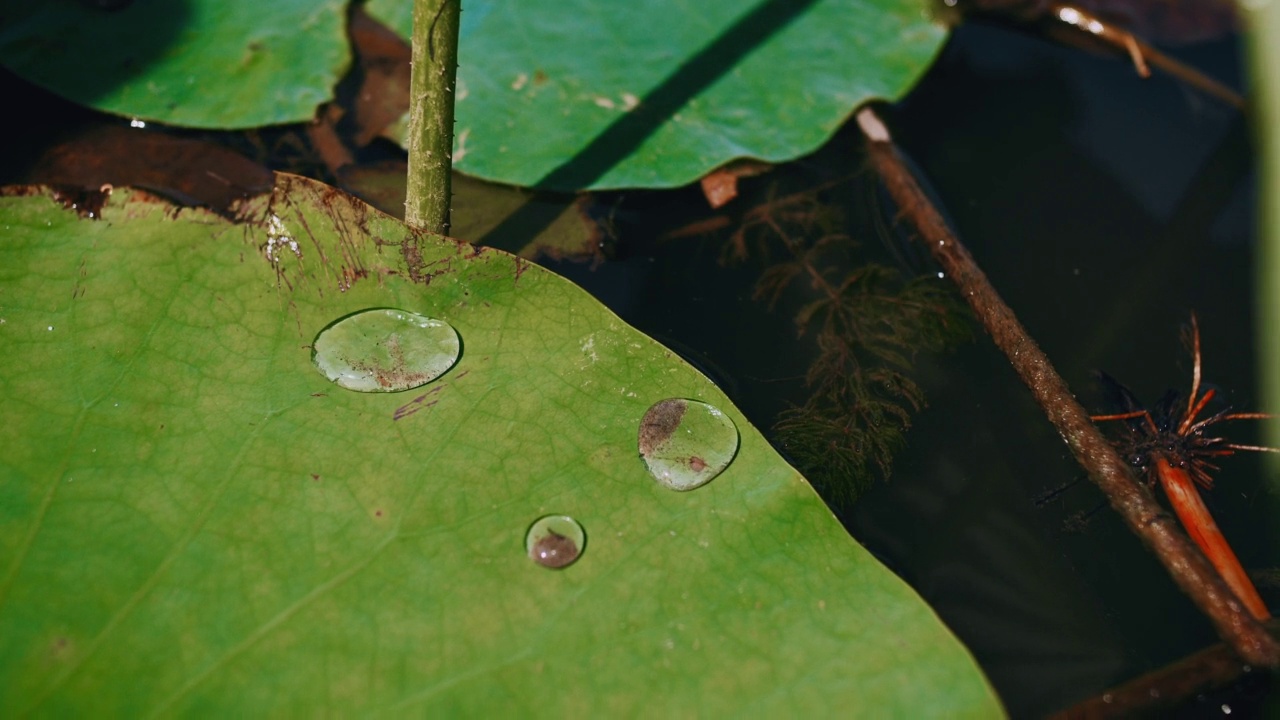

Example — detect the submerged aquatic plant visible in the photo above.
[732,181,970,508]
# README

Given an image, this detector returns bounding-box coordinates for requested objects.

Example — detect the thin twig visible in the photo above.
[854,106,1280,667]
[1048,4,1245,109]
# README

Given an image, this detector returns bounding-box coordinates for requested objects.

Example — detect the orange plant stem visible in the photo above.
[1154,454,1271,620]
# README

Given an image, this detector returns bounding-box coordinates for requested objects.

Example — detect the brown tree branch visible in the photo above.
[854,106,1279,667]
[958,0,1244,109]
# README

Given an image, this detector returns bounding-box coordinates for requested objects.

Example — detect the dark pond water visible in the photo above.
[1,16,1273,719]
[864,24,1273,718]
[546,22,1273,719]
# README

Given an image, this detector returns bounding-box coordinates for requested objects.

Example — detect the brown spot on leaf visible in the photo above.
[638,399,688,456]
[340,265,368,290]
[49,635,74,660]
[393,385,445,420]
[50,185,111,219]
[397,236,453,285]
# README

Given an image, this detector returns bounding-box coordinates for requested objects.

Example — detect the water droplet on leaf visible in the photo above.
[638,398,739,491]
[312,308,459,392]
[526,515,584,569]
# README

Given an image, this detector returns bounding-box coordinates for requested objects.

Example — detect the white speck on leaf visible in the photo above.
[453,128,470,163]
[265,214,301,266]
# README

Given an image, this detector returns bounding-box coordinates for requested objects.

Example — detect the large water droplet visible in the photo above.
[312,308,459,392]
[526,515,585,569]
[638,398,738,491]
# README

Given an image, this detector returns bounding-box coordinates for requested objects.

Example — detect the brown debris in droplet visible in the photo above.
[688,456,707,472]
[638,399,688,456]
[393,385,445,420]
[531,530,579,569]
[341,333,435,391]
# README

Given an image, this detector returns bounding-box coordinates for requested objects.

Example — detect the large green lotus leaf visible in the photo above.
[0,176,1000,715]
[0,0,945,189]
[0,0,347,128]
[369,0,947,190]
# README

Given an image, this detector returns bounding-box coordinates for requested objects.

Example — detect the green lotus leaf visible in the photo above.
[0,0,946,190]
[370,0,947,190]
[0,176,1000,715]
[0,0,347,128]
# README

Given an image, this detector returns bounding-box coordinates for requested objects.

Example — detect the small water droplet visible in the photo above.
[526,515,584,569]
[312,308,460,392]
[638,398,739,491]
